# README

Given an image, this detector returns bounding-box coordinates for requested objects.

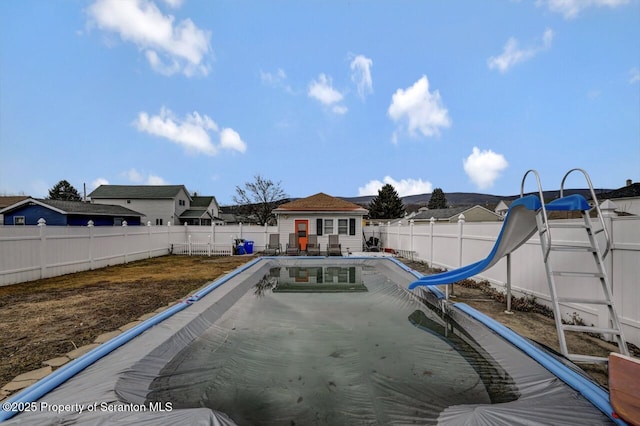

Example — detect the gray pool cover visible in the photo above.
[2,258,614,425]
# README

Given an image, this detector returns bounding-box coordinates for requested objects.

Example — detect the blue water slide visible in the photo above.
[408,195,542,289]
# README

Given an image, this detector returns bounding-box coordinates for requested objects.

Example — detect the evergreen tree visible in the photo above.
[368,184,405,219]
[427,188,447,209]
[47,180,82,201]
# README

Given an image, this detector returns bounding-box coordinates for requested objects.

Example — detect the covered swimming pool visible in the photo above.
[1,257,621,425]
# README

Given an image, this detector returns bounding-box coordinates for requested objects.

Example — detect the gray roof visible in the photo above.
[179,209,213,219]
[0,198,144,217]
[39,199,143,216]
[190,196,216,208]
[411,206,471,220]
[88,185,190,200]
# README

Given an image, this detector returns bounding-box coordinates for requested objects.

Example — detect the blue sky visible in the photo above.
[1,0,639,205]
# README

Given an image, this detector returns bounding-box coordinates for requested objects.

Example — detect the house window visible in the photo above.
[14,216,25,225]
[179,200,186,206]
[126,200,131,204]
[324,219,334,234]
[338,219,348,235]
[156,218,163,225]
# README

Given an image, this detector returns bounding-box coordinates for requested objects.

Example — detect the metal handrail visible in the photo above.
[560,168,611,258]
[520,169,551,261]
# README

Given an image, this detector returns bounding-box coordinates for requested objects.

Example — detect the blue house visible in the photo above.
[0,198,143,226]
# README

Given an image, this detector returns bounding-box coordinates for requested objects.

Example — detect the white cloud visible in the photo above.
[350,54,373,100]
[463,147,509,190]
[332,105,348,115]
[358,176,433,197]
[387,75,451,140]
[161,0,183,8]
[126,168,145,183]
[630,67,640,84]
[146,174,168,185]
[134,107,246,155]
[308,74,348,113]
[488,28,554,73]
[260,68,294,94]
[537,0,630,19]
[87,0,212,77]
[220,128,247,153]
[122,168,168,185]
[260,68,286,85]
[91,177,109,190]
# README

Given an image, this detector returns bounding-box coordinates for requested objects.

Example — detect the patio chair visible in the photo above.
[364,236,381,252]
[286,233,300,256]
[307,234,321,256]
[327,234,342,256]
[264,233,281,256]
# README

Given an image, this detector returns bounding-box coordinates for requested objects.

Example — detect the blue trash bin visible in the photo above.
[236,243,246,255]
[245,241,254,254]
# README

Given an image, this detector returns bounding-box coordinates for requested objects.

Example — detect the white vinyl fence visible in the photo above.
[0,221,277,287]
[365,203,640,348]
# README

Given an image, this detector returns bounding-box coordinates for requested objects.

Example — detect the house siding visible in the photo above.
[3,205,67,226]
[92,188,191,226]
[278,213,364,254]
[446,207,502,223]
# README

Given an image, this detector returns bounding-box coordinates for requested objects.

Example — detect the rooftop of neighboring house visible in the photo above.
[274,192,368,213]
[0,196,29,209]
[88,185,190,200]
[0,198,143,217]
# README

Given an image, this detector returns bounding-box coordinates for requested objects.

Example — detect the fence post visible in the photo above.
[188,234,192,256]
[397,221,401,252]
[122,220,128,263]
[147,221,152,258]
[87,220,95,270]
[239,222,243,239]
[409,219,415,261]
[38,218,46,279]
[265,223,268,252]
[451,213,466,298]
[429,217,435,268]
[505,253,513,314]
[208,234,212,256]
[167,221,171,254]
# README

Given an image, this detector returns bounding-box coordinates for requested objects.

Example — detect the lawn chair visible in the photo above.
[286,233,300,256]
[327,234,342,256]
[264,233,281,256]
[307,234,321,256]
[364,236,381,252]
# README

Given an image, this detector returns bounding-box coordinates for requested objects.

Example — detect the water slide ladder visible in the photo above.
[524,168,629,363]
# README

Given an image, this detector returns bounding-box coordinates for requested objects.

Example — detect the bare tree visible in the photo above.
[233,175,287,225]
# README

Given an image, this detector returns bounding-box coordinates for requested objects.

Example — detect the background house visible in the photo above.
[597,180,640,216]
[89,185,221,226]
[179,196,222,225]
[0,196,29,226]
[0,198,143,226]
[408,205,503,223]
[273,193,369,254]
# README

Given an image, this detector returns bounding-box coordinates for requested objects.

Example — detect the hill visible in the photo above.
[342,188,612,210]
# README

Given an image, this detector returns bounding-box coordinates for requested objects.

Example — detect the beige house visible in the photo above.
[273,193,368,255]
[409,205,503,223]
[89,185,221,226]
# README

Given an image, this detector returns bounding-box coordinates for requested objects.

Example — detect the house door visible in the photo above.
[295,219,309,251]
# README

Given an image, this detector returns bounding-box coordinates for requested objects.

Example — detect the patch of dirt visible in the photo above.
[402,259,640,387]
[0,255,253,395]
[1,254,636,400]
